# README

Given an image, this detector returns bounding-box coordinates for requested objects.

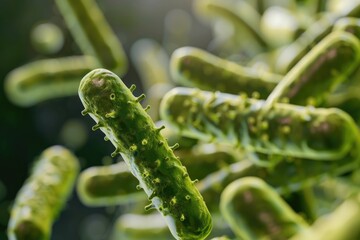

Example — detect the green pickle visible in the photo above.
[78,68,212,240]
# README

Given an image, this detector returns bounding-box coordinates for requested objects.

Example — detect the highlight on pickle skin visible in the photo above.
[220,177,308,240]
[55,0,128,76]
[78,68,212,240]
[160,87,358,161]
[76,161,146,207]
[7,145,79,240]
[4,56,98,107]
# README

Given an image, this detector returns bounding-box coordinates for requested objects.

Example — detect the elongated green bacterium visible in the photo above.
[55,0,128,75]
[170,46,281,98]
[7,146,79,240]
[160,87,358,161]
[79,68,212,240]
[263,31,360,112]
[4,56,98,107]
[220,177,309,240]
[77,161,146,207]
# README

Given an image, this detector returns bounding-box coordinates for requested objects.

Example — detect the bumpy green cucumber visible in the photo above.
[55,0,127,75]
[7,146,79,240]
[160,87,358,161]
[220,177,309,240]
[171,47,281,98]
[79,69,212,240]
[77,161,146,207]
[4,56,98,107]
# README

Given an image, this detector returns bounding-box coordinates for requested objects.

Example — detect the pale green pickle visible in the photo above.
[263,31,360,113]
[77,161,146,207]
[171,47,281,99]
[7,146,79,240]
[79,69,212,240]
[55,0,128,75]
[220,177,309,240]
[4,56,98,107]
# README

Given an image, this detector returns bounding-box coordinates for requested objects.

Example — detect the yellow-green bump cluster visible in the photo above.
[7,146,79,240]
[220,177,309,240]
[77,161,146,207]
[78,68,212,240]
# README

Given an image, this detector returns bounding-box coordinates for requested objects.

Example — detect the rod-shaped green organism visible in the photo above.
[290,195,360,240]
[77,161,146,207]
[262,31,360,112]
[220,177,309,240]
[194,0,269,49]
[170,47,282,99]
[276,3,360,74]
[54,0,127,76]
[112,213,172,240]
[7,145,79,240]
[79,69,212,240]
[4,56,98,107]
[160,87,358,161]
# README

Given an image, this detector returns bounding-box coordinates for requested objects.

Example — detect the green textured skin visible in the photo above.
[7,146,79,240]
[220,177,309,240]
[197,144,360,212]
[54,0,127,75]
[264,31,360,112]
[194,0,268,48]
[4,56,98,107]
[160,87,358,161]
[77,161,146,207]
[78,69,212,240]
[171,47,281,98]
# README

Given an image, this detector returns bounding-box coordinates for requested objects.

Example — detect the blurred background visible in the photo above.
[3,0,360,239]
[0,0,211,239]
